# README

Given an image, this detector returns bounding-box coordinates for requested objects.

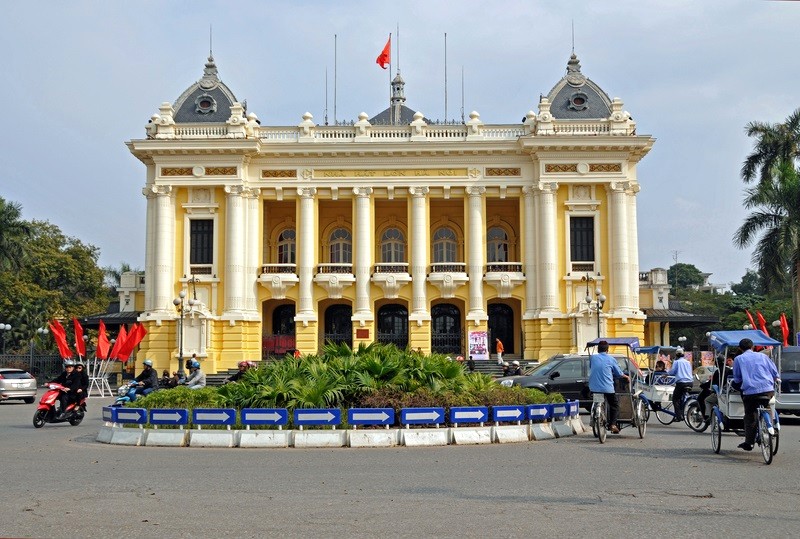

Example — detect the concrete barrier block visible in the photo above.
[188,430,235,448]
[145,429,188,447]
[569,416,586,434]
[96,425,114,444]
[402,429,449,446]
[348,429,400,448]
[530,422,556,440]
[493,425,530,443]
[237,430,290,448]
[553,420,574,438]
[109,427,144,446]
[450,427,493,445]
[293,430,347,448]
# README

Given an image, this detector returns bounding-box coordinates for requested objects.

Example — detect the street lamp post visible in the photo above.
[772,319,782,341]
[1,323,11,354]
[582,273,606,339]
[677,335,687,348]
[173,290,197,376]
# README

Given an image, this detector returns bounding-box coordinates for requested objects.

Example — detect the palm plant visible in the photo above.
[0,197,32,271]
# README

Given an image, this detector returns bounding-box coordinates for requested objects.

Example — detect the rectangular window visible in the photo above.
[570,216,594,262]
[190,219,214,264]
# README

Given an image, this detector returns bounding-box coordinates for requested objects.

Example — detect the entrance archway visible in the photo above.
[488,303,514,355]
[431,304,462,355]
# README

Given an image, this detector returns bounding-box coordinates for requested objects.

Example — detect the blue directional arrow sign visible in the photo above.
[528,404,551,421]
[241,408,288,426]
[192,408,236,425]
[102,406,114,422]
[293,408,341,426]
[551,403,568,419]
[348,408,394,426]
[401,407,445,425]
[492,405,525,423]
[149,408,189,426]
[450,406,488,423]
[113,407,146,424]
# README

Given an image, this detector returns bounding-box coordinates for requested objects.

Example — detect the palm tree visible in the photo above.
[0,197,32,271]
[734,160,800,336]
[741,108,800,186]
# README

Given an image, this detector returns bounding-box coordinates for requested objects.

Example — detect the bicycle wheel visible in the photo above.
[655,402,675,425]
[597,404,607,444]
[636,398,647,438]
[711,413,722,454]
[685,401,709,433]
[590,404,599,438]
[758,411,773,465]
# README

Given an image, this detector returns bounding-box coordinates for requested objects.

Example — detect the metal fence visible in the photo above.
[431,331,465,356]
[0,354,64,384]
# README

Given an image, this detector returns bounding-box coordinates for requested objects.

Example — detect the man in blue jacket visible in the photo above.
[667,348,694,421]
[732,338,780,451]
[589,341,630,433]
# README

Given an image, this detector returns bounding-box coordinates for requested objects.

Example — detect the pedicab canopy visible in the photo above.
[585,337,641,350]
[707,330,780,352]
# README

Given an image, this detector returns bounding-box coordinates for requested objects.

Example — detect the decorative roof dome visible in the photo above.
[543,53,612,119]
[172,55,240,123]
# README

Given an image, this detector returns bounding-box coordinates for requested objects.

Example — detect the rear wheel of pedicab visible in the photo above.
[758,412,773,465]
[597,404,607,444]
[655,402,675,425]
[636,398,647,438]
[591,405,599,438]
[685,401,709,433]
[711,412,722,454]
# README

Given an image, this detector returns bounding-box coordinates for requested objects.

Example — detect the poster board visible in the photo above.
[468,330,489,360]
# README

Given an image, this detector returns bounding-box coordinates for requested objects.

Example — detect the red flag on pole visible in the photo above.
[73,318,86,357]
[48,320,73,360]
[756,311,769,336]
[745,310,757,329]
[96,320,110,360]
[117,323,147,362]
[109,325,127,360]
[376,35,391,69]
[780,313,790,347]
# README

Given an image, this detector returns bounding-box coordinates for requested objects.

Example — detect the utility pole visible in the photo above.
[671,250,681,299]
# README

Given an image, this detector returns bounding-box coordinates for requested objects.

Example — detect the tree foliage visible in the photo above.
[667,262,705,289]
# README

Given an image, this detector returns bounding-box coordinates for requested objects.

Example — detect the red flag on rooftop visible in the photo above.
[376,35,391,69]
[73,318,86,357]
[745,310,756,330]
[96,320,110,360]
[48,320,73,360]
[109,325,127,360]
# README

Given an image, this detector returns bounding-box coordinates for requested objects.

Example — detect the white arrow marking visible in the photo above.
[496,408,523,419]
[529,408,548,417]
[405,411,441,421]
[117,410,143,421]
[245,411,284,421]
[453,410,485,420]
[196,411,231,422]
[552,406,567,414]
[152,411,184,421]
[352,411,390,421]
[102,409,113,421]
[297,411,335,422]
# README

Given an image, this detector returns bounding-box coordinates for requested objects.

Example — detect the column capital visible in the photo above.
[466,186,486,197]
[609,180,631,193]
[536,181,558,194]
[522,185,537,197]
[243,187,261,199]
[352,187,373,198]
[146,185,172,197]
[297,187,317,198]
[408,186,429,198]
[224,185,246,196]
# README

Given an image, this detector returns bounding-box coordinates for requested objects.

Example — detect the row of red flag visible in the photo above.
[48,318,147,362]
[745,309,790,347]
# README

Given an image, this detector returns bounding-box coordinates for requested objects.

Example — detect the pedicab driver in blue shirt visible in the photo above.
[589,341,630,434]
[667,348,694,421]
[732,338,780,451]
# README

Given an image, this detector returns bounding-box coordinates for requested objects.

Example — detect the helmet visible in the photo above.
[503,362,509,367]
[512,360,520,366]
[143,359,153,367]
[237,361,249,368]
[247,361,258,368]
[64,360,75,367]
[191,360,200,369]
[75,361,85,368]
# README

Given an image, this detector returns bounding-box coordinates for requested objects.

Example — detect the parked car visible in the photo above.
[496,353,641,410]
[777,346,800,416]
[0,368,38,403]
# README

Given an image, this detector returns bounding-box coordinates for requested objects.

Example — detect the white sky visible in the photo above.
[1,0,798,286]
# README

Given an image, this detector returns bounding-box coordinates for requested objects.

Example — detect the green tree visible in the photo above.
[0,197,32,271]
[667,263,705,290]
[741,108,800,186]
[102,261,137,289]
[730,269,765,296]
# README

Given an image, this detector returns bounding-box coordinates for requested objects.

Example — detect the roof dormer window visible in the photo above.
[195,94,217,114]
[568,92,589,111]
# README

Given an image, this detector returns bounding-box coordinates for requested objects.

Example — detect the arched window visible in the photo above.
[433,227,457,263]
[487,226,508,263]
[329,228,352,264]
[380,227,405,263]
[277,228,296,264]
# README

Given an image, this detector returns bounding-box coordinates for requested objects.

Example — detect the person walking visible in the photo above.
[588,340,629,434]
[667,348,693,421]
[495,338,504,365]
[732,338,780,451]
[467,355,476,373]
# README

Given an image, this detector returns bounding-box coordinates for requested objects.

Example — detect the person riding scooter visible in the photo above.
[183,360,206,389]
[50,360,82,420]
[123,359,159,403]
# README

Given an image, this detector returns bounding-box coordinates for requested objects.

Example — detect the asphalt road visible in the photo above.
[1,392,799,538]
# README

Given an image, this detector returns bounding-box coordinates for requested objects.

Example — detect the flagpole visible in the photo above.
[461,65,465,124]
[444,32,448,123]
[334,34,337,124]
[388,32,392,125]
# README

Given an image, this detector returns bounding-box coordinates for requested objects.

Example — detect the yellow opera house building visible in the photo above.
[127,52,655,374]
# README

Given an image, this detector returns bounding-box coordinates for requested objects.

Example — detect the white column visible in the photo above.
[353,187,374,320]
[466,186,487,324]
[244,188,261,314]
[609,181,631,311]
[627,183,641,313]
[296,187,317,324]
[537,182,559,312]
[223,185,246,314]
[522,185,537,318]
[408,186,431,323]
[142,186,156,312]
[151,185,174,313]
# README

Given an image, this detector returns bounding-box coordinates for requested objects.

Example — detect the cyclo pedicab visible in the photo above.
[707,330,782,464]
[634,345,706,430]
[586,337,648,443]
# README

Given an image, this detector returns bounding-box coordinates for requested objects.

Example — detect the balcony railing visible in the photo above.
[189,264,213,275]
[260,263,297,275]
[374,263,409,274]
[430,262,467,274]
[485,262,523,273]
[317,263,353,274]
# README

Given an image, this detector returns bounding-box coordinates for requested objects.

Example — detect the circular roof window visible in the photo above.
[568,92,589,111]
[195,94,217,114]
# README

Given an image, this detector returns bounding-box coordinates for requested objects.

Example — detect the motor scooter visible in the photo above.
[32,382,86,428]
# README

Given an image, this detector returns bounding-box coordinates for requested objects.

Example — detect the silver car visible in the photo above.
[0,368,38,404]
